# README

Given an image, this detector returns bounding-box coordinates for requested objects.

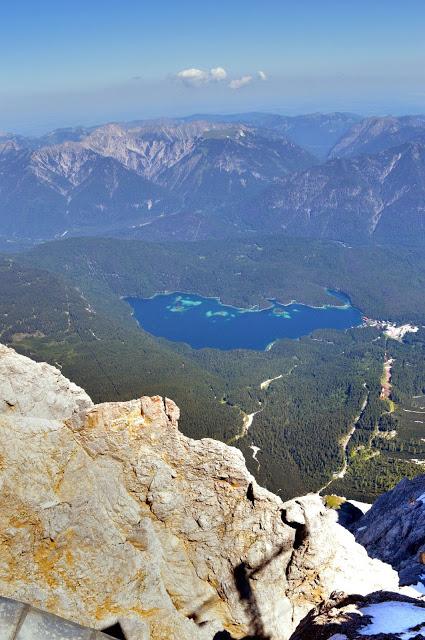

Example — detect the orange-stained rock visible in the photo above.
[0,346,399,640]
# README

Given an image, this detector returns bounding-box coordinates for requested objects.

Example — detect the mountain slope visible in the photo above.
[2,114,425,245]
[329,115,425,159]
[243,141,425,244]
[0,141,176,239]
[352,475,425,591]
[0,120,314,241]
[184,112,362,159]
[158,128,315,209]
[81,120,211,178]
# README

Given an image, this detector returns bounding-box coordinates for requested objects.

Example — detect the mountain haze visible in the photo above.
[244,141,425,244]
[1,111,425,245]
[0,119,314,241]
[329,115,425,158]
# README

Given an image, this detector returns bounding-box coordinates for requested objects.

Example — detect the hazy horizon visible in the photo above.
[1,0,425,134]
[4,107,425,138]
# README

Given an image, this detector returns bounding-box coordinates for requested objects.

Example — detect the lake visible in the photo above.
[126,290,362,351]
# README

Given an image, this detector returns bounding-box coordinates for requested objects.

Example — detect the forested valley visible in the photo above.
[0,236,424,499]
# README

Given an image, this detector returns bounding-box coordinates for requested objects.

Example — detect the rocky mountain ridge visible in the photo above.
[2,112,425,244]
[329,114,425,159]
[244,140,425,244]
[0,344,401,640]
[0,120,314,241]
[183,112,363,159]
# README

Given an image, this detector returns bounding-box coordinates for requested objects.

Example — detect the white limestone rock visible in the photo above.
[0,346,399,640]
[0,343,92,421]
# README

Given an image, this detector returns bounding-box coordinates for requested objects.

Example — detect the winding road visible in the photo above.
[319,382,369,494]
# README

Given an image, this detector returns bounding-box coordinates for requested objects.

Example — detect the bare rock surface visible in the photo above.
[351,476,425,592]
[0,346,399,639]
[0,343,92,421]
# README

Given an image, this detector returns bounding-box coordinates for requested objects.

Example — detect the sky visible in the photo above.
[1,0,425,134]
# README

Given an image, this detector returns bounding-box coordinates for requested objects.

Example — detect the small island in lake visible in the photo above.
[127,291,362,351]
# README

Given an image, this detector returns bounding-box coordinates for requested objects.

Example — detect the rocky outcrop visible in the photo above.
[351,475,425,592]
[0,343,92,421]
[0,346,399,639]
[289,590,425,640]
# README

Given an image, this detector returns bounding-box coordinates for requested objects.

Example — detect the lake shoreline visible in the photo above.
[125,286,357,313]
[126,290,363,351]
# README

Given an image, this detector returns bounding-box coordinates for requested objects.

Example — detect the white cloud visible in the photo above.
[176,67,266,89]
[229,75,253,90]
[210,67,227,81]
[177,67,228,86]
[177,68,209,85]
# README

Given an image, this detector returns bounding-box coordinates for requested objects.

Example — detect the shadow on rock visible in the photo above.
[201,545,287,640]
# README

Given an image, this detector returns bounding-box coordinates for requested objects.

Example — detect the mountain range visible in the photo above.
[243,140,425,244]
[1,112,425,245]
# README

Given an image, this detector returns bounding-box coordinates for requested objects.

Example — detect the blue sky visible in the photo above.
[1,0,425,133]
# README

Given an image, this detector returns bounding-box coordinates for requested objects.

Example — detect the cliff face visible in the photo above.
[351,475,425,592]
[0,345,398,640]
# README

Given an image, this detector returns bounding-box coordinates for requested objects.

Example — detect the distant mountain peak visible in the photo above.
[329,114,425,159]
[1,112,425,245]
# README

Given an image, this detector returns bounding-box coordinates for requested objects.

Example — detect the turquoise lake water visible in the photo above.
[126,290,362,351]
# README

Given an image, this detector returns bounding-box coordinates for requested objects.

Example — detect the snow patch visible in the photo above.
[358,601,425,637]
[348,499,372,514]
[249,444,261,463]
[401,579,425,598]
